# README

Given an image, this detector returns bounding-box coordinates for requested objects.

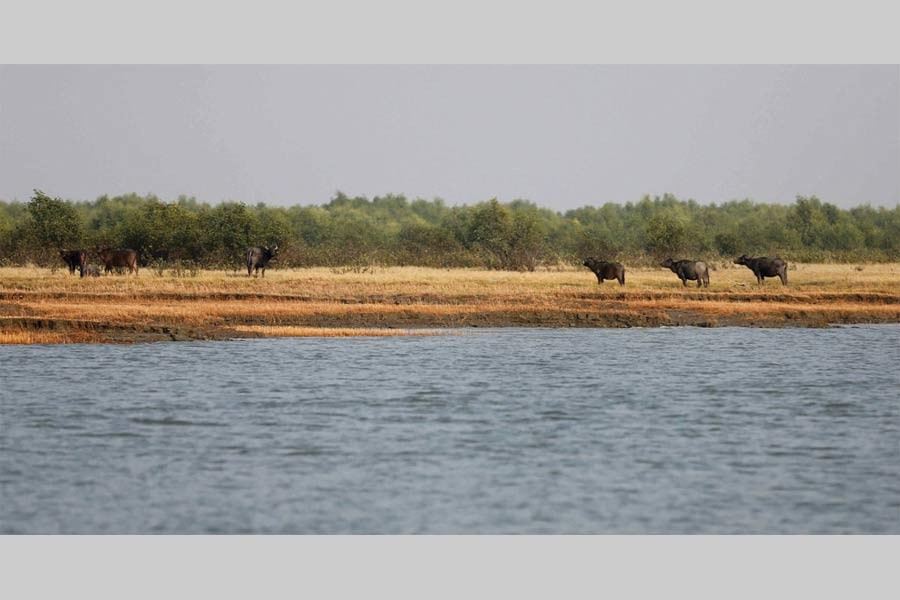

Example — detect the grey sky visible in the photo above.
[1,65,897,209]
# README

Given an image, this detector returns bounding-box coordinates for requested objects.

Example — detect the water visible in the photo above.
[1,326,898,534]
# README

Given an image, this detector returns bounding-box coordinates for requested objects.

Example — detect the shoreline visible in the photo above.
[2,264,899,344]
[4,309,899,345]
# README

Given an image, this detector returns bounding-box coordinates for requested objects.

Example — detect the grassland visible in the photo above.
[1,262,899,344]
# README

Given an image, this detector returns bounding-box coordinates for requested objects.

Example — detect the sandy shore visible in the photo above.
[2,263,899,344]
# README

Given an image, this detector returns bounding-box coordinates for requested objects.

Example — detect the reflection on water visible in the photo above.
[1,325,898,533]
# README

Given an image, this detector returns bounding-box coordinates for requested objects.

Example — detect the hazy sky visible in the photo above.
[0,65,897,209]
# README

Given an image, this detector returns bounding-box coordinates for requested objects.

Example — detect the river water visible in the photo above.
[1,325,898,534]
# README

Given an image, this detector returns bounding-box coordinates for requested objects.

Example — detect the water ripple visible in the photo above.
[1,324,898,534]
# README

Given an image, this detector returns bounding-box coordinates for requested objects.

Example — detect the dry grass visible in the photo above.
[230,326,451,337]
[0,329,102,345]
[1,263,899,344]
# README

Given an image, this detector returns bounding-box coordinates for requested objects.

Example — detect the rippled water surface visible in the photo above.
[1,326,898,533]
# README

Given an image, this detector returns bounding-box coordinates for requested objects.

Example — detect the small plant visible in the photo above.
[150,259,167,277]
[330,254,382,274]
[168,259,200,278]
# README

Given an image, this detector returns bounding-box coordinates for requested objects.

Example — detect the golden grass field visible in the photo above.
[1,262,899,344]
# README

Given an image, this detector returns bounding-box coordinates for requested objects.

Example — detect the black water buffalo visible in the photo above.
[247,245,278,277]
[583,257,625,286]
[59,249,86,275]
[79,264,101,278]
[661,258,710,288]
[734,255,788,285]
[97,247,139,275]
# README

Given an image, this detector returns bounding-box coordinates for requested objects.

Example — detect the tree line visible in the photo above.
[1,190,898,271]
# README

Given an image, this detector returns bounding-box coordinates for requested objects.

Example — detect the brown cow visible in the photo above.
[734,255,788,285]
[247,245,278,278]
[661,258,710,288]
[96,247,139,275]
[59,249,87,275]
[583,257,626,286]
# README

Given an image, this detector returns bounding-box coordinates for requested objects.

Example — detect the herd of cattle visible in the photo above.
[58,245,788,286]
[59,248,139,277]
[58,246,281,278]
[582,255,789,286]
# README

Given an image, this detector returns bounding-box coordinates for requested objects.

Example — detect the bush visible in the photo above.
[1,191,896,268]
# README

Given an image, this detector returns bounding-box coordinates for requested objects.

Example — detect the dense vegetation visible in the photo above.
[1,190,898,270]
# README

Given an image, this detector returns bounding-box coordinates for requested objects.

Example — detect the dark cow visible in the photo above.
[661,258,710,288]
[734,254,788,285]
[582,257,625,286]
[79,264,101,278]
[96,247,139,275]
[59,249,86,275]
[247,245,278,278]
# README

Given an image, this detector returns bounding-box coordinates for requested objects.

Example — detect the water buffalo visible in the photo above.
[96,247,139,275]
[661,258,710,288]
[734,255,788,285]
[247,245,278,277]
[79,264,101,278]
[583,257,625,286]
[59,249,86,275]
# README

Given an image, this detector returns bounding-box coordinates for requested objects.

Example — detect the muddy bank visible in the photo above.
[4,302,899,344]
